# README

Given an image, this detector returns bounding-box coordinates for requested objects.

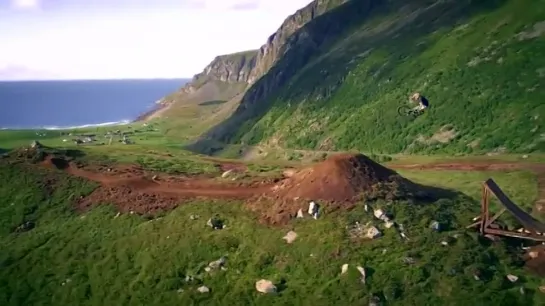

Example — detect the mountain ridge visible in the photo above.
[164,0,545,156]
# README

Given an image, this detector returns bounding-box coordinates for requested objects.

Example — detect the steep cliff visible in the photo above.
[247,0,349,83]
[163,0,348,107]
[181,50,258,95]
[189,0,545,155]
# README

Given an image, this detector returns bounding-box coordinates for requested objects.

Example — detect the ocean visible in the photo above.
[0,79,189,130]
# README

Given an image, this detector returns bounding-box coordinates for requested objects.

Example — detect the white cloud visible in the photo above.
[10,0,40,10]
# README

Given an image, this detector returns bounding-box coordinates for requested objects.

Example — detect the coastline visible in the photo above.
[132,101,172,123]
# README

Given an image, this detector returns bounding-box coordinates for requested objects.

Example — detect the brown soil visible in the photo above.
[38,154,272,215]
[248,154,430,225]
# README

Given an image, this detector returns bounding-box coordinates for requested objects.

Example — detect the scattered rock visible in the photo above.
[507,274,519,283]
[189,214,199,220]
[207,217,224,229]
[114,212,121,219]
[520,287,525,295]
[529,251,539,259]
[373,209,390,222]
[441,241,449,246]
[308,201,320,219]
[430,220,441,232]
[356,266,366,284]
[296,209,304,218]
[365,225,382,239]
[255,279,276,294]
[152,175,158,181]
[341,264,349,275]
[208,256,227,270]
[385,221,395,229]
[221,169,234,178]
[15,221,35,233]
[197,286,210,293]
[282,231,298,244]
[539,285,545,293]
[402,257,416,265]
[177,288,184,293]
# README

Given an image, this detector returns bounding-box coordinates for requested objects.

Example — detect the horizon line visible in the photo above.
[0,77,192,82]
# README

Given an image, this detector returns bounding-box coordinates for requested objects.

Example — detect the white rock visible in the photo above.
[385,221,395,228]
[255,279,276,293]
[373,209,385,219]
[341,264,349,275]
[283,231,298,243]
[208,256,226,269]
[507,274,518,282]
[356,266,366,284]
[365,226,382,239]
[296,209,304,218]
[308,201,320,219]
[197,286,210,293]
[221,169,234,178]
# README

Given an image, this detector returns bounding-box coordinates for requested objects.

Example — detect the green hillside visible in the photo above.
[198,0,545,155]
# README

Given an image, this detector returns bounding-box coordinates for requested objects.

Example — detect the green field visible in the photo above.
[2,0,545,304]
[1,127,545,305]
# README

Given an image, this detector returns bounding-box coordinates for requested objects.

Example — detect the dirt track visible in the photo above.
[38,156,274,214]
[37,153,545,216]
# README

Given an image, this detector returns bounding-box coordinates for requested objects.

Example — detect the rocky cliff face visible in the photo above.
[180,0,347,96]
[248,0,349,82]
[190,0,377,143]
[181,50,258,94]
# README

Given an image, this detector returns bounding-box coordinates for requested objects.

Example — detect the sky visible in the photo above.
[0,0,314,80]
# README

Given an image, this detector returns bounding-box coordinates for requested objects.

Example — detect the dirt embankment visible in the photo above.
[247,154,444,225]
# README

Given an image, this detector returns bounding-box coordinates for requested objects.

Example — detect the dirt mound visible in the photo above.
[272,153,406,202]
[248,153,423,225]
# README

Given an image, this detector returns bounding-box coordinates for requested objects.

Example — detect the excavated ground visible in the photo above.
[36,154,273,215]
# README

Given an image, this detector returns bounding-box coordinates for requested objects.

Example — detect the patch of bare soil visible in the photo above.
[247,153,436,225]
[15,150,273,215]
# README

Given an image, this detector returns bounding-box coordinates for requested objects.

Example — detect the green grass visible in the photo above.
[1,156,544,305]
[199,0,545,155]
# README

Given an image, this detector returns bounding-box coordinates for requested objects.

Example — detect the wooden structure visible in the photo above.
[467,178,545,242]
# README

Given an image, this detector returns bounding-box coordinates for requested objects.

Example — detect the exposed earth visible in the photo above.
[5,147,545,225]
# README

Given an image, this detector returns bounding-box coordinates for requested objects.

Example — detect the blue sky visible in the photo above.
[0,0,313,80]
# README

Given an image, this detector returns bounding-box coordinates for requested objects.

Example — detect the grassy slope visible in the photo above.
[229,0,545,155]
[1,158,544,305]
